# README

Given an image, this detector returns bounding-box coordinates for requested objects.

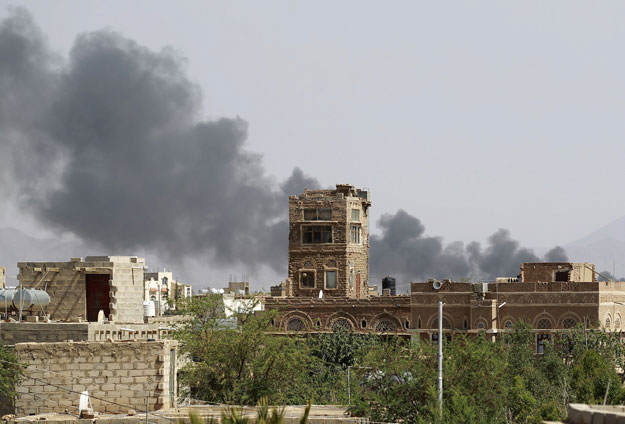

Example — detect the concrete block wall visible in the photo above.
[109,261,145,323]
[0,322,90,344]
[18,259,88,321]
[18,257,146,323]
[14,340,178,416]
[0,322,171,345]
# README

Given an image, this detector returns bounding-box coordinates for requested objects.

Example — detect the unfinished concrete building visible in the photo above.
[286,184,371,298]
[18,256,146,323]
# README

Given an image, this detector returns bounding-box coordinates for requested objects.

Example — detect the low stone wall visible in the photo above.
[566,403,625,423]
[14,340,178,416]
[0,322,173,345]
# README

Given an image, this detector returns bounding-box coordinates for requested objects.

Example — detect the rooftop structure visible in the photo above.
[18,256,147,323]
[286,184,371,298]
[520,262,596,283]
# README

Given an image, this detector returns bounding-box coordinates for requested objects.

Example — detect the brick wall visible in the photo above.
[266,296,411,333]
[521,262,596,283]
[410,281,602,331]
[14,340,178,416]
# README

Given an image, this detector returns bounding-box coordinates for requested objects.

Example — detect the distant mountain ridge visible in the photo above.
[564,214,625,276]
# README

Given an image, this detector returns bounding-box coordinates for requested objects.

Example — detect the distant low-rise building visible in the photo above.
[144,270,191,315]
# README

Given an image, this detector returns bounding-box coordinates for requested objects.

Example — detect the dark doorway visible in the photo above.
[86,274,110,321]
[555,270,570,282]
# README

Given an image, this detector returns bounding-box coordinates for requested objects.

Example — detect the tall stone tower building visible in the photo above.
[286,184,371,298]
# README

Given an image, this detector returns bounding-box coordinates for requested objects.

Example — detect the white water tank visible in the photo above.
[143,301,155,317]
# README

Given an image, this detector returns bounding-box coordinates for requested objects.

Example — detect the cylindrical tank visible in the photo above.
[143,301,155,317]
[12,289,50,309]
[0,288,15,309]
[382,276,396,296]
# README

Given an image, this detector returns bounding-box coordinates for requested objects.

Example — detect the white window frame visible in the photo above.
[324,268,338,290]
[350,224,361,244]
[299,269,316,289]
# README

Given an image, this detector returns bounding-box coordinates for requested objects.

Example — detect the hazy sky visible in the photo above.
[1,1,624,285]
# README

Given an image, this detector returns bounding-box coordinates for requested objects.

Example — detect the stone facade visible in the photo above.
[410,280,605,333]
[287,184,371,299]
[14,340,178,415]
[266,295,411,334]
[18,256,146,323]
[520,262,596,283]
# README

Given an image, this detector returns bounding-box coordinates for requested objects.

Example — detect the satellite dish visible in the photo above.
[432,280,443,290]
[319,290,323,299]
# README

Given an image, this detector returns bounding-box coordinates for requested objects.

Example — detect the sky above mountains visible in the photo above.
[1,2,624,288]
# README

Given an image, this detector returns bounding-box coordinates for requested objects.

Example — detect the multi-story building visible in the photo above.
[144,270,191,314]
[267,183,414,333]
[286,184,371,298]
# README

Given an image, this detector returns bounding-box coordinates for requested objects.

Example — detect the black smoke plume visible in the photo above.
[0,8,319,274]
[1,9,567,285]
[371,210,568,283]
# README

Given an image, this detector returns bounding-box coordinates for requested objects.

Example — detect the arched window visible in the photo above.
[504,320,513,329]
[605,316,611,329]
[537,318,552,329]
[375,320,397,333]
[562,318,577,329]
[332,318,352,332]
[286,318,306,332]
[162,277,168,287]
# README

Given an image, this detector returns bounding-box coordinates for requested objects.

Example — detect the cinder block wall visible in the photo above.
[18,260,88,321]
[0,322,90,344]
[18,257,145,323]
[15,340,177,416]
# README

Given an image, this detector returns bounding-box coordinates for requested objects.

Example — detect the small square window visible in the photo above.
[300,271,315,288]
[325,271,337,289]
[351,209,360,221]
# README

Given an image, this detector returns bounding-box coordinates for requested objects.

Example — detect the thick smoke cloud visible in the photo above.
[371,210,568,283]
[1,9,568,285]
[0,8,320,273]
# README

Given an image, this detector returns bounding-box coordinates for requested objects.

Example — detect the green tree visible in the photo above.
[174,295,313,405]
[0,343,22,412]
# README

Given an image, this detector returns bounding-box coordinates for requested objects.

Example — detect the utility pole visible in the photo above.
[438,301,443,419]
[347,366,351,406]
